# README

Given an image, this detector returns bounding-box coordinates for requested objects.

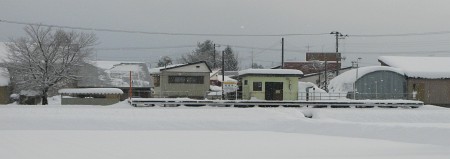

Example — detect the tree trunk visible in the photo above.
[42,89,48,105]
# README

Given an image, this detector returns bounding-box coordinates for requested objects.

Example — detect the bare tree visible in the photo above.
[3,25,97,105]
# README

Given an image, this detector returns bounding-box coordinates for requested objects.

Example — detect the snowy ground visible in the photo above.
[1,99,450,159]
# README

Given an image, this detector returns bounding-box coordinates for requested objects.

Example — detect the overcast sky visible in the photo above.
[2,0,450,68]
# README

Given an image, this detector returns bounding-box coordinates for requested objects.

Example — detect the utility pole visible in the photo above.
[251,48,254,69]
[213,44,216,69]
[330,31,348,76]
[221,51,225,100]
[324,59,328,92]
[352,57,362,99]
[281,38,284,69]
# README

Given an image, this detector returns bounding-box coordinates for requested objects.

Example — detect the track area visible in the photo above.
[130,98,424,108]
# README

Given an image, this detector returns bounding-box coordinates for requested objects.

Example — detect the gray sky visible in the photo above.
[2,0,450,68]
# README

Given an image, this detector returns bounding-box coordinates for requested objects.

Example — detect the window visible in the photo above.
[244,80,248,85]
[169,76,204,84]
[253,82,262,91]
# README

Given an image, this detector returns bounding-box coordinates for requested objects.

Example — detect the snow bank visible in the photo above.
[379,56,450,79]
[328,66,404,93]
[298,82,334,100]
[239,69,303,76]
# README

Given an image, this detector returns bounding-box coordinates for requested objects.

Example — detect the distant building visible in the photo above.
[378,56,450,107]
[280,52,343,90]
[76,61,153,100]
[328,66,407,100]
[149,61,211,99]
[239,69,303,100]
[300,66,352,90]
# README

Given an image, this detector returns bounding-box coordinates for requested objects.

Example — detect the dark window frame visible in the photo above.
[168,76,204,84]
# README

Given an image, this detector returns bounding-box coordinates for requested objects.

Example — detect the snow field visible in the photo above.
[1,130,448,159]
[1,101,450,158]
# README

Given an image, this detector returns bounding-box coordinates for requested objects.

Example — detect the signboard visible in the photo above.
[223,81,238,93]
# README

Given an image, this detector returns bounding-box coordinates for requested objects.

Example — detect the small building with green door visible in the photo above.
[238,69,303,100]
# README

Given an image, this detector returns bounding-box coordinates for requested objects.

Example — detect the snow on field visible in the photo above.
[1,101,450,159]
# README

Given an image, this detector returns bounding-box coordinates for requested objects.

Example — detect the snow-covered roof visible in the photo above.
[210,70,220,77]
[379,56,450,79]
[328,66,404,93]
[211,75,237,82]
[210,85,222,91]
[19,90,40,96]
[220,75,237,82]
[78,61,152,88]
[239,69,303,76]
[148,64,184,74]
[59,88,124,95]
[0,42,8,60]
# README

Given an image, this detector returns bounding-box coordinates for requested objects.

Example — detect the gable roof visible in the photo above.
[378,56,450,79]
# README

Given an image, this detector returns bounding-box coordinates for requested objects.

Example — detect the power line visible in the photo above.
[96,45,197,51]
[0,19,329,37]
[349,31,450,37]
[344,50,450,54]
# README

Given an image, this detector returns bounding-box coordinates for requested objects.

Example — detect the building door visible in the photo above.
[265,82,283,100]
[413,83,426,101]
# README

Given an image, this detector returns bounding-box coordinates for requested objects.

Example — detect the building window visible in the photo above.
[169,76,204,84]
[253,82,262,91]
[244,80,248,85]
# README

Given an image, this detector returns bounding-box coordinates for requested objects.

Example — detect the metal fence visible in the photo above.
[299,92,418,101]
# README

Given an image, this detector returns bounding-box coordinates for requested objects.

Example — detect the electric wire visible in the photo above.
[0,19,329,37]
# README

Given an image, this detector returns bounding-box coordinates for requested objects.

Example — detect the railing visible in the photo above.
[347,92,417,100]
[298,92,347,101]
[298,92,418,101]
